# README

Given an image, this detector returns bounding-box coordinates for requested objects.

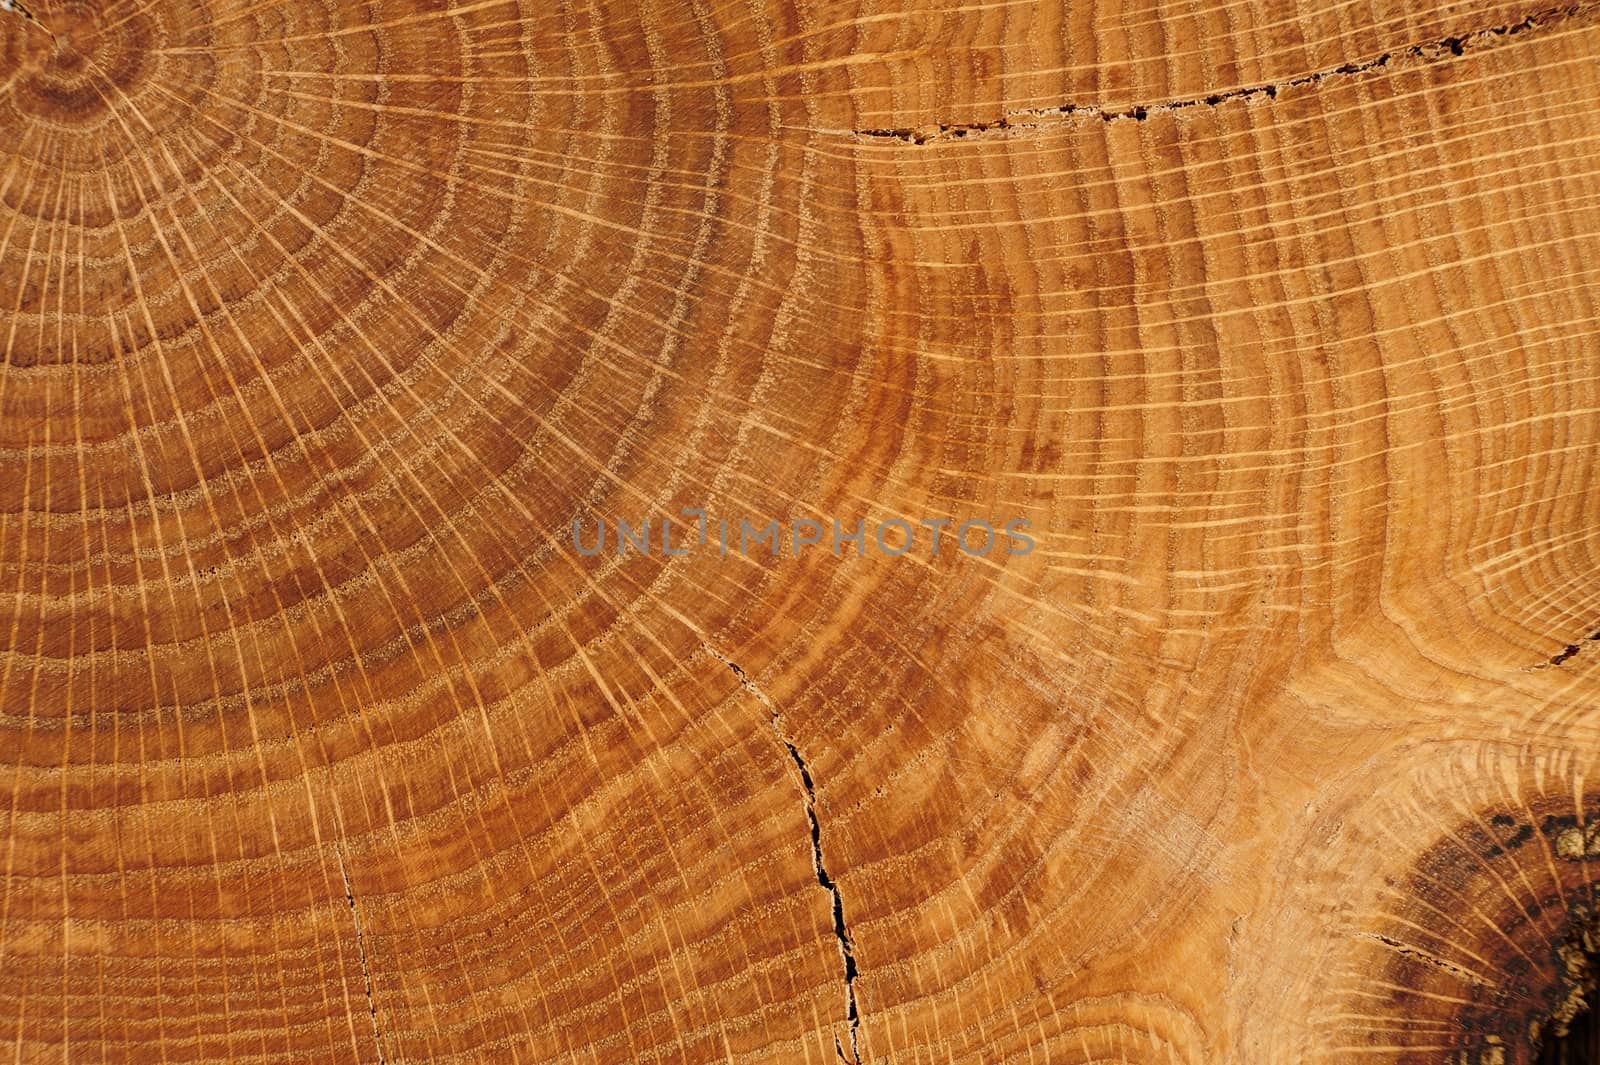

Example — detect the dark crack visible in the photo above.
[1357,931,1493,989]
[783,739,862,1065]
[0,0,45,29]
[1,0,54,44]
[337,847,390,1065]
[1532,629,1600,668]
[846,2,1594,143]
[708,647,863,1063]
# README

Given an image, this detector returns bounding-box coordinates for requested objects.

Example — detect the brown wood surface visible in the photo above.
[3,0,1600,1062]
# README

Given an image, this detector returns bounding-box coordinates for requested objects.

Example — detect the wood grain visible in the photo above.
[3,0,1600,1061]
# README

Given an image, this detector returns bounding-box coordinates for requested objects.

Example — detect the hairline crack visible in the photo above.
[844,2,1594,143]
[336,845,391,1065]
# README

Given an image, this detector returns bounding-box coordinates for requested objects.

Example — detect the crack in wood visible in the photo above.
[1548,630,1600,666]
[1526,629,1600,669]
[843,1,1596,143]
[0,0,41,24]
[336,847,390,1065]
[1356,931,1495,990]
[707,647,863,1063]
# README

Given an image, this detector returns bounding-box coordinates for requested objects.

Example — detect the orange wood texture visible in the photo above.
[3,0,1600,1062]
